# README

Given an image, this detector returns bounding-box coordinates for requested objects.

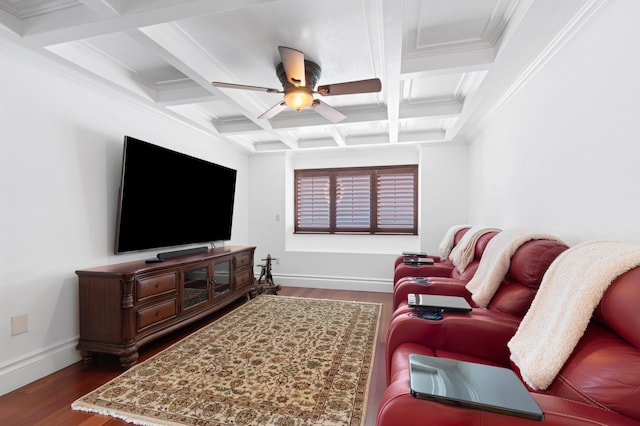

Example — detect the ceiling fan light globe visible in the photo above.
[284,89,314,111]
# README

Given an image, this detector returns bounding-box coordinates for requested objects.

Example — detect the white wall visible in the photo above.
[0,43,250,395]
[419,144,469,251]
[248,143,469,292]
[468,0,640,246]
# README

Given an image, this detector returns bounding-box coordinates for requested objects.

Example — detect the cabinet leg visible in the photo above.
[80,351,93,365]
[119,351,139,369]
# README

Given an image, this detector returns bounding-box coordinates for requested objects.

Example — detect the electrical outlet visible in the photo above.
[11,314,28,336]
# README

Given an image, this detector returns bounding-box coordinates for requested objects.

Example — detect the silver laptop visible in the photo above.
[403,257,434,265]
[402,251,428,256]
[408,294,472,313]
[409,354,543,421]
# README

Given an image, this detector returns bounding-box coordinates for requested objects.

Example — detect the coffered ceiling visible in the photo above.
[0,0,605,153]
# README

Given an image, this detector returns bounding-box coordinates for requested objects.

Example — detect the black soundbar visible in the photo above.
[157,246,209,260]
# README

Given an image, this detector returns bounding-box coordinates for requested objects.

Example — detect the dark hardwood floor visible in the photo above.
[0,287,393,426]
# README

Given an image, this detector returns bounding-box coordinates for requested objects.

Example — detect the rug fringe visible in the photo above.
[72,400,182,426]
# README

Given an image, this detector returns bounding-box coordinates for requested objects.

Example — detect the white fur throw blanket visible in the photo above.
[449,226,501,272]
[438,224,470,258]
[464,228,564,307]
[508,240,640,390]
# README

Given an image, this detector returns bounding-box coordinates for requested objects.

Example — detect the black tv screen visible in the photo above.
[114,136,236,254]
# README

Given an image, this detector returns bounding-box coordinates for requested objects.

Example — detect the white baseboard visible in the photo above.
[0,338,80,396]
[0,276,391,397]
[272,274,393,293]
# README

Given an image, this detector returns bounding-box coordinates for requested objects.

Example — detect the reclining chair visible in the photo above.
[393,226,471,270]
[379,243,640,425]
[393,230,498,309]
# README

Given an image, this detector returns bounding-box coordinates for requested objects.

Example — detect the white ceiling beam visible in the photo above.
[380,0,404,144]
[254,141,293,152]
[338,106,393,124]
[216,119,264,135]
[399,99,463,119]
[362,0,386,113]
[0,8,23,37]
[20,0,278,47]
[345,134,389,146]
[298,138,339,150]
[45,39,156,100]
[79,0,122,18]
[401,47,494,78]
[398,130,446,143]
[267,105,388,130]
[327,128,347,147]
[155,83,217,106]
[124,28,221,99]
[166,104,257,152]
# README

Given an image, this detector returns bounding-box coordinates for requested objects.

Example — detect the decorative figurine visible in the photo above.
[256,254,280,295]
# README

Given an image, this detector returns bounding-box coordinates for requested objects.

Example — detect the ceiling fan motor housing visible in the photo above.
[276,60,321,92]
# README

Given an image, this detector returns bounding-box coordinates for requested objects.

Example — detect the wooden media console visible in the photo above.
[76,246,255,367]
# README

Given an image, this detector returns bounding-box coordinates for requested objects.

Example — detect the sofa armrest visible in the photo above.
[393,263,455,284]
[386,312,519,381]
[394,255,444,269]
[378,381,640,426]
[393,278,469,309]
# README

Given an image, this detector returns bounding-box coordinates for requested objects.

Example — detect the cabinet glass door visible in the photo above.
[183,264,210,310]
[212,260,231,298]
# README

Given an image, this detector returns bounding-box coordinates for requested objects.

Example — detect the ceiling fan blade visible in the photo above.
[212,81,281,93]
[311,100,346,123]
[317,78,382,96]
[278,46,306,87]
[258,101,288,120]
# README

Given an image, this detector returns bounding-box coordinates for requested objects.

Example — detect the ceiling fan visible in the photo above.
[212,46,381,123]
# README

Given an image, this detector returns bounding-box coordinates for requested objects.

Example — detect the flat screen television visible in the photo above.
[114,136,236,254]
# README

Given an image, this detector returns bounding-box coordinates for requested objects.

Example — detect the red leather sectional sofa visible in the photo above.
[378,237,640,425]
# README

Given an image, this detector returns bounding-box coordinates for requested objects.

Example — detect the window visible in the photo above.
[295,165,418,235]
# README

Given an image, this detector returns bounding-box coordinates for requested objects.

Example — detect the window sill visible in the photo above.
[286,232,420,255]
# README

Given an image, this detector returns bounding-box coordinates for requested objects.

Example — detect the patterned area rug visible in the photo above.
[72,295,382,425]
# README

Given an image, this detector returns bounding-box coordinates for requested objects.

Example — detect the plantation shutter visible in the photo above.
[295,173,331,231]
[376,168,417,233]
[295,165,417,235]
[335,172,371,230]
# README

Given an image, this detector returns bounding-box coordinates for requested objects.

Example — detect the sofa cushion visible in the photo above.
[489,239,569,318]
[535,267,640,421]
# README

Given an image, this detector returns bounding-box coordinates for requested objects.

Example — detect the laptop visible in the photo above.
[409,354,544,421]
[402,251,428,256]
[407,294,472,313]
[403,257,434,265]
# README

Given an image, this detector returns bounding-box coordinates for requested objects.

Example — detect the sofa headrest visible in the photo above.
[508,240,569,289]
[453,227,470,245]
[474,231,499,259]
[593,266,640,349]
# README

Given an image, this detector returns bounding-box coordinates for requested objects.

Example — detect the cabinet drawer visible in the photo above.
[137,299,176,331]
[137,273,177,301]
[235,269,253,289]
[234,253,251,268]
